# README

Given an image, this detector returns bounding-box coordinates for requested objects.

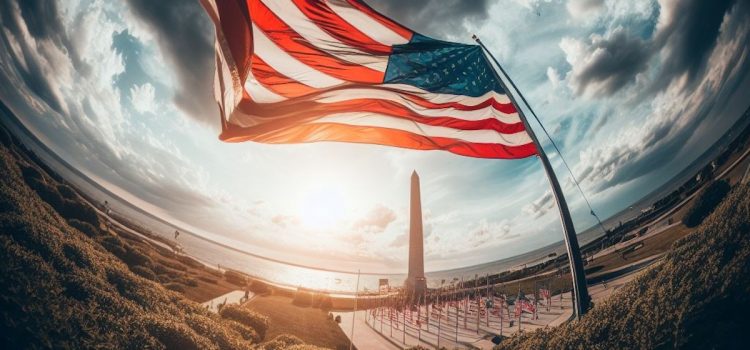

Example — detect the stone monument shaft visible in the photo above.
[406,170,427,295]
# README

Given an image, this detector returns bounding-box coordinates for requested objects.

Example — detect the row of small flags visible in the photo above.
[368,287,553,327]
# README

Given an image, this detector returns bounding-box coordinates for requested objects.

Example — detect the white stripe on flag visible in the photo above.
[252,22,344,89]
[385,84,513,105]
[310,113,533,146]
[260,0,389,71]
[315,88,522,124]
[244,70,287,103]
[326,0,410,46]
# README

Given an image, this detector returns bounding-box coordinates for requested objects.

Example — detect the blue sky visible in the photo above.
[0,0,748,273]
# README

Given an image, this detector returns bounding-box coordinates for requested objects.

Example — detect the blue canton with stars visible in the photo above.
[383,34,505,97]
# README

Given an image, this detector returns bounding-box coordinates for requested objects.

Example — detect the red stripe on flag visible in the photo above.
[345,0,413,40]
[251,55,318,98]
[249,0,384,84]
[291,0,392,55]
[236,97,526,133]
[220,122,537,159]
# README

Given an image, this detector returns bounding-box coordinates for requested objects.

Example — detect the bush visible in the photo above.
[249,280,271,295]
[186,315,251,349]
[218,304,268,340]
[224,319,261,343]
[176,254,204,268]
[68,219,100,238]
[58,198,100,228]
[56,184,77,200]
[62,242,92,269]
[164,282,187,293]
[131,265,157,281]
[176,276,199,287]
[224,270,247,286]
[119,245,152,267]
[292,288,313,307]
[157,258,188,272]
[144,317,213,350]
[256,334,304,350]
[682,180,731,227]
[198,275,218,284]
[318,295,333,311]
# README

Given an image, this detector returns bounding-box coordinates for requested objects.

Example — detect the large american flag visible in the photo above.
[201,0,537,159]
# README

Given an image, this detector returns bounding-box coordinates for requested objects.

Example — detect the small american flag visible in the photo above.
[539,288,551,300]
[201,0,536,159]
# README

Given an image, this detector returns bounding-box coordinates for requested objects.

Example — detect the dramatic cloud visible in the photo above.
[560,27,651,96]
[124,0,217,126]
[369,0,492,38]
[652,0,736,90]
[553,0,749,193]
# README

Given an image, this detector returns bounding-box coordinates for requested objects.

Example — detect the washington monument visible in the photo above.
[405,170,427,296]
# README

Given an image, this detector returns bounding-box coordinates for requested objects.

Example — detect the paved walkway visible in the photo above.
[334,310,401,350]
[202,290,254,313]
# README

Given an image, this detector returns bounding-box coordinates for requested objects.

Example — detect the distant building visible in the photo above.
[404,171,427,296]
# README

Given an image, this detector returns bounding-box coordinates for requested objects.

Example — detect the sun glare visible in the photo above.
[298,184,348,230]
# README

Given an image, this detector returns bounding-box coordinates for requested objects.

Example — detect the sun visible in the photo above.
[297,184,348,230]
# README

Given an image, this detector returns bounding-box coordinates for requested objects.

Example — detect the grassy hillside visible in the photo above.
[497,184,750,349]
[0,124,324,349]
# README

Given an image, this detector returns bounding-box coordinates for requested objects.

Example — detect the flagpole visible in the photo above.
[473,35,591,318]
[350,270,360,350]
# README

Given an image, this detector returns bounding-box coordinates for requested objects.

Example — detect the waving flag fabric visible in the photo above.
[201,0,537,159]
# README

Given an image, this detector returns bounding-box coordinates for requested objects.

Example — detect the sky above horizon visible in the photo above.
[0,0,749,273]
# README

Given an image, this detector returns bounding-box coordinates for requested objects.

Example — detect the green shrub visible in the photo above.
[177,276,199,287]
[119,245,152,267]
[249,279,271,295]
[164,282,187,293]
[186,315,251,350]
[224,270,247,286]
[131,265,157,281]
[58,198,100,228]
[157,258,188,271]
[68,219,100,238]
[144,317,214,350]
[318,295,333,311]
[256,334,304,350]
[682,179,731,227]
[176,254,203,268]
[218,304,268,340]
[292,289,313,307]
[198,275,218,284]
[62,242,92,269]
[56,184,77,200]
[224,319,261,343]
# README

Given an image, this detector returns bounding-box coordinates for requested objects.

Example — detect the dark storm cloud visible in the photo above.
[563,0,750,192]
[652,0,736,90]
[369,0,492,38]
[571,28,651,96]
[125,0,217,126]
[569,0,739,97]
[0,0,69,113]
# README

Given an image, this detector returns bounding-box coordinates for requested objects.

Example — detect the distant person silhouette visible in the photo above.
[174,230,180,240]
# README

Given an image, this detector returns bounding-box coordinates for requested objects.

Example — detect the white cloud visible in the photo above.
[130,83,158,114]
